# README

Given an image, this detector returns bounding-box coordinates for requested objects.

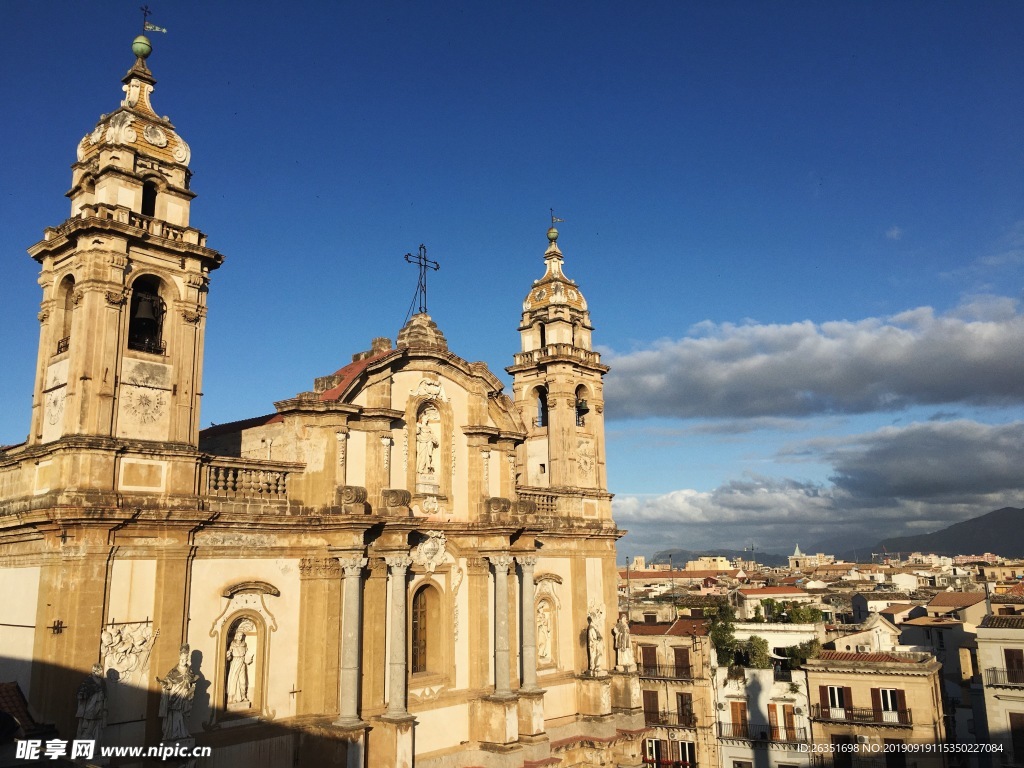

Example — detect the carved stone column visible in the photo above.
[335,554,367,726]
[384,554,413,717]
[516,555,539,692]
[488,554,514,697]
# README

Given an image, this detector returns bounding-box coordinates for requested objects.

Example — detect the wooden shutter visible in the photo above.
[674,647,691,676]
[819,685,829,709]
[784,705,795,733]
[732,700,748,727]
[843,686,853,709]
[643,689,659,716]
[768,704,779,738]
[896,689,907,721]
[641,645,657,669]
[870,687,882,720]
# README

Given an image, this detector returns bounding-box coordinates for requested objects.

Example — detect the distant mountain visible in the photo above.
[867,507,1024,560]
[647,548,789,569]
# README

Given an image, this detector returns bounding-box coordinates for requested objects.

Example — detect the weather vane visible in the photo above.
[404,244,439,316]
[140,6,168,34]
[550,208,565,224]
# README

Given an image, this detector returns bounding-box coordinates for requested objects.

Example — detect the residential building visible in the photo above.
[976,615,1024,764]
[632,619,716,768]
[713,653,812,768]
[804,651,946,766]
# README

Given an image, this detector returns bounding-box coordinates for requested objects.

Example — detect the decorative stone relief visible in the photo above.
[402,430,408,473]
[99,622,160,683]
[451,565,464,641]
[105,289,129,305]
[72,290,84,305]
[337,554,367,577]
[409,684,445,703]
[412,378,448,402]
[105,112,137,145]
[411,531,447,572]
[299,558,341,580]
[181,306,205,324]
[577,438,595,480]
[172,137,191,165]
[210,590,278,640]
[381,435,392,473]
[536,601,554,666]
[419,495,439,515]
[382,488,411,507]
[88,124,105,146]
[37,309,50,323]
[481,450,490,492]
[451,429,456,479]
[143,124,168,147]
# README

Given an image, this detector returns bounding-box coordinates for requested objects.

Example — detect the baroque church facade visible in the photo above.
[0,36,645,767]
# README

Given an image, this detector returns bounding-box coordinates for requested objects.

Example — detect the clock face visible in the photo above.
[578,455,594,475]
[45,390,65,425]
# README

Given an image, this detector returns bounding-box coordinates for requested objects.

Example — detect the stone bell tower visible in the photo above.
[27,34,223,449]
[507,226,611,519]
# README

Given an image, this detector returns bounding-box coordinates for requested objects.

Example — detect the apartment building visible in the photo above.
[976,615,1024,764]
[803,651,946,767]
[632,618,717,768]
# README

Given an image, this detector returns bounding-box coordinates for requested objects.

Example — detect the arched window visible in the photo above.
[56,275,75,354]
[575,384,590,427]
[127,275,166,354]
[411,584,440,674]
[141,179,158,218]
[535,386,548,428]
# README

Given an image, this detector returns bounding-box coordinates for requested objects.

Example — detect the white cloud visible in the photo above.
[614,420,1024,557]
[604,298,1024,420]
[886,225,903,241]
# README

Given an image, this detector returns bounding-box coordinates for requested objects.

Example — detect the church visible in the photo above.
[0,33,646,767]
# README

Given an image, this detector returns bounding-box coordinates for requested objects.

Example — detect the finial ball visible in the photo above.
[547,226,559,243]
[132,35,153,59]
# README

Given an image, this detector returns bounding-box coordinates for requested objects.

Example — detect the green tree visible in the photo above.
[708,603,737,665]
[746,635,772,668]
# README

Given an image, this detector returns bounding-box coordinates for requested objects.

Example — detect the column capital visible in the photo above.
[515,555,538,569]
[384,553,413,572]
[337,554,367,577]
[486,553,513,572]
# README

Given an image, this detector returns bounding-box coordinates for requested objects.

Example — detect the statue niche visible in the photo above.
[224,616,259,712]
[415,403,441,492]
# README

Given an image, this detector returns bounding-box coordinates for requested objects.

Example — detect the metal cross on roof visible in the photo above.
[405,244,439,315]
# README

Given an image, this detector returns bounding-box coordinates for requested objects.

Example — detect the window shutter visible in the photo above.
[896,688,907,716]
[843,686,853,708]
[819,685,829,709]
[871,687,882,719]
[768,704,779,728]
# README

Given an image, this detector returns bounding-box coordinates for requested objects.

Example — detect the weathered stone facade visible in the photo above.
[0,37,644,767]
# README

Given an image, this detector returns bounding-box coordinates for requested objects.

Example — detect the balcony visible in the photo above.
[55,336,70,355]
[984,667,1024,687]
[717,722,808,743]
[644,710,698,728]
[810,704,912,726]
[638,664,694,680]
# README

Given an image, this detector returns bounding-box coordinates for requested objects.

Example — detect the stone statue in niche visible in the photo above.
[75,664,107,741]
[415,406,440,475]
[226,630,254,709]
[158,644,198,740]
[537,602,553,664]
[612,613,635,672]
[586,614,604,675]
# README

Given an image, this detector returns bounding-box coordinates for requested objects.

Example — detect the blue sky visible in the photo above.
[2,2,1024,558]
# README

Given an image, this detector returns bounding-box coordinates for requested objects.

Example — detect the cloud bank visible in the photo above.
[604,297,1024,420]
[606,298,1024,557]
[613,420,1024,556]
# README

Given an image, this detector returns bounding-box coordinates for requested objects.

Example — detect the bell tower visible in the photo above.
[507,226,611,519]
[27,35,223,449]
